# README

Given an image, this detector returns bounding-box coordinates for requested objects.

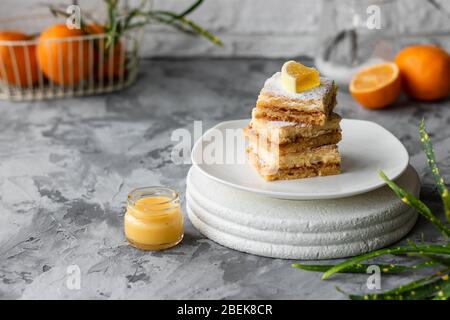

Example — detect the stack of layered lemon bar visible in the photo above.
[244,61,342,181]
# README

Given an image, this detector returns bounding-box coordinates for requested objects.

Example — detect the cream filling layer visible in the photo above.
[250,110,341,142]
[249,144,340,170]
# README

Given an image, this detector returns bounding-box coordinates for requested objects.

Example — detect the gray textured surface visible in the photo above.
[0,58,448,300]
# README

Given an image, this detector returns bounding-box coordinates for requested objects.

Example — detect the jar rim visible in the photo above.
[127,186,179,209]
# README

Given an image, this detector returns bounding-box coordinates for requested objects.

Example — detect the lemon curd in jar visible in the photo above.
[124,187,183,251]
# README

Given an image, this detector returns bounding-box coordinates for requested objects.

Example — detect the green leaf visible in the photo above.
[292,261,435,274]
[350,273,449,300]
[423,254,450,267]
[432,278,450,300]
[382,269,448,295]
[104,0,120,49]
[86,0,223,48]
[177,0,204,18]
[321,244,450,280]
[379,170,450,237]
[151,11,223,46]
[122,0,152,31]
[294,120,450,300]
[420,119,450,222]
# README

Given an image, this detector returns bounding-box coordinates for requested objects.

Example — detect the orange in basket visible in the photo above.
[0,31,39,86]
[86,24,126,79]
[349,62,402,109]
[37,24,90,85]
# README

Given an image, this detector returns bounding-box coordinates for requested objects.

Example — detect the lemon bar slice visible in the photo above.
[256,73,337,125]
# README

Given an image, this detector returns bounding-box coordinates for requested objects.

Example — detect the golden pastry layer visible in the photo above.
[254,97,336,125]
[247,144,340,171]
[248,150,341,181]
[244,129,341,155]
[248,111,341,144]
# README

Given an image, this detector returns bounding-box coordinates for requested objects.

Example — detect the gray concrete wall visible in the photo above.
[0,0,449,57]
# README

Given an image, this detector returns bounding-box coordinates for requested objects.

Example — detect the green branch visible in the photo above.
[49,0,223,48]
[321,244,450,280]
[293,120,450,300]
[150,10,223,46]
[177,0,204,18]
[292,260,438,274]
[379,171,450,237]
[349,268,450,300]
[420,119,450,222]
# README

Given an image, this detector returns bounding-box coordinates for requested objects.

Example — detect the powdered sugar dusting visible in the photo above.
[267,120,307,128]
[261,72,334,100]
[251,110,342,129]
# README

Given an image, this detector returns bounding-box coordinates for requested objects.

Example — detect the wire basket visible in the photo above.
[0,15,144,101]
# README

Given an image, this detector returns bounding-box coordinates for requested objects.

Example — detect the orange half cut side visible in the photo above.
[349,62,401,109]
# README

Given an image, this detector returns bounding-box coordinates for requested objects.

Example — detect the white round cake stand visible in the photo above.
[186,165,420,260]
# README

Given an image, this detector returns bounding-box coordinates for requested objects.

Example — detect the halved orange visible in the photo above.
[349,62,402,109]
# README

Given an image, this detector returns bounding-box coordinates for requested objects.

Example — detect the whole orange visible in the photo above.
[0,31,39,86]
[86,24,126,80]
[37,24,90,85]
[395,45,450,101]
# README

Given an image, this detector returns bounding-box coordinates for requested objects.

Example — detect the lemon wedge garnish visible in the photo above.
[281,60,320,93]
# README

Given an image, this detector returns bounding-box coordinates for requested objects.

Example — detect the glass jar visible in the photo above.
[315,0,399,87]
[124,186,183,251]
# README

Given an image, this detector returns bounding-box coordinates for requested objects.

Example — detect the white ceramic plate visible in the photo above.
[191,119,409,200]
